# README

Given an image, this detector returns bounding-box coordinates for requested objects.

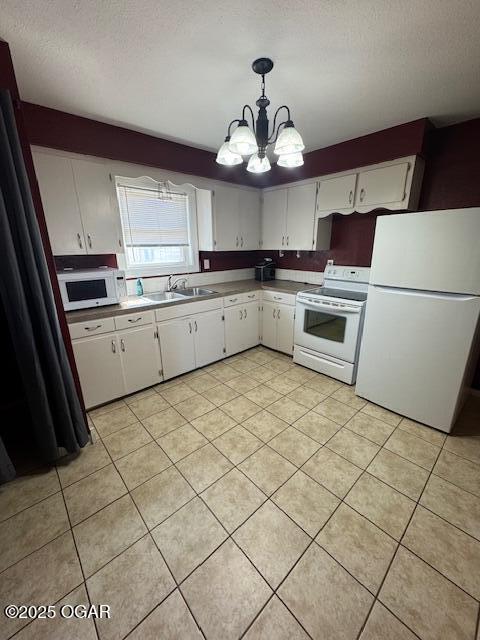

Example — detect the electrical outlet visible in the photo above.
[203,259,210,270]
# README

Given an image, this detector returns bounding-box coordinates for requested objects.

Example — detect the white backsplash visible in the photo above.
[126,267,324,296]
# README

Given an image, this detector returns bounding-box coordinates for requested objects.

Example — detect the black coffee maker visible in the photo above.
[255,258,275,282]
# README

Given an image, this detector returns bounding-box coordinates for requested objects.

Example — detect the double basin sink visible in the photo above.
[142,288,216,303]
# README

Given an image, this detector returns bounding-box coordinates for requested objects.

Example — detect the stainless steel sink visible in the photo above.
[175,287,216,297]
[142,291,185,303]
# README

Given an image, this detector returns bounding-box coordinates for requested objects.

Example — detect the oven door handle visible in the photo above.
[298,299,361,314]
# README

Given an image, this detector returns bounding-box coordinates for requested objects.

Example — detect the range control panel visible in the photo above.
[324,266,371,283]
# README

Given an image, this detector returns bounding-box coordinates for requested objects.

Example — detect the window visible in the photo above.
[116,175,199,276]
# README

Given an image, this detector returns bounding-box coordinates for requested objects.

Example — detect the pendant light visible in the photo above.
[216,58,304,173]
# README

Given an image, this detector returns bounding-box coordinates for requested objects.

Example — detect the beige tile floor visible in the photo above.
[1,346,480,640]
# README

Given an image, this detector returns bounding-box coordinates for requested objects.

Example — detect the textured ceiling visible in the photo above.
[2,0,480,153]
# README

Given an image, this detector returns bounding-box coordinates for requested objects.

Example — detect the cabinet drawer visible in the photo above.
[69,317,115,339]
[261,291,296,306]
[114,310,154,331]
[223,291,259,307]
[155,298,222,322]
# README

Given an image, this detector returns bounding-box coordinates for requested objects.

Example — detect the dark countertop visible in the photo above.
[66,279,318,324]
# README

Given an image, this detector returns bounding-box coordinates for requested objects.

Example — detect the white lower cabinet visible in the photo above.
[225,301,260,356]
[72,334,125,409]
[158,309,226,379]
[193,309,226,368]
[118,326,162,394]
[261,301,295,355]
[157,317,196,380]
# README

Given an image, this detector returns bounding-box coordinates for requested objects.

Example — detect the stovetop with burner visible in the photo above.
[306,287,368,302]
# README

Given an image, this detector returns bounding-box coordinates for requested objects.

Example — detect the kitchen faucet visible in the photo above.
[167,276,188,291]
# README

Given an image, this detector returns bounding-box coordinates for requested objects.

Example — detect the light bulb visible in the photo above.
[216,139,243,166]
[228,123,258,156]
[247,153,271,173]
[277,151,304,167]
[274,122,305,155]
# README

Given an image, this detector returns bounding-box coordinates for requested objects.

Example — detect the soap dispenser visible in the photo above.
[136,278,144,296]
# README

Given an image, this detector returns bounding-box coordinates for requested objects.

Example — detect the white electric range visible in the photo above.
[293,266,370,384]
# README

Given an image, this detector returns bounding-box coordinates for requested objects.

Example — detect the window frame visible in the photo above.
[115,175,199,278]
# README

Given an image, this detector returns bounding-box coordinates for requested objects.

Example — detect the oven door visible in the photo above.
[294,298,362,363]
[58,273,118,311]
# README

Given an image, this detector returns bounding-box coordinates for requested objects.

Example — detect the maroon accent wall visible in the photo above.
[22,102,260,188]
[262,119,430,187]
[55,254,118,271]
[0,41,85,410]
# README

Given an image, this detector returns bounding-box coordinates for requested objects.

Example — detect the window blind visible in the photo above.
[117,182,189,247]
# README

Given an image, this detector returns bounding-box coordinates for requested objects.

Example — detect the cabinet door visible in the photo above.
[224,305,246,356]
[194,309,225,367]
[276,303,295,355]
[239,189,261,250]
[356,162,410,208]
[317,174,357,214]
[72,334,124,409]
[157,318,195,380]
[242,302,260,350]
[286,183,317,250]
[72,158,123,254]
[32,151,85,255]
[261,189,287,249]
[118,326,162,394]
[261,302,277,350]
[213,185,240,250]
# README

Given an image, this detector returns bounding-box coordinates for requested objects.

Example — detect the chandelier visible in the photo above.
[216,58,305,173]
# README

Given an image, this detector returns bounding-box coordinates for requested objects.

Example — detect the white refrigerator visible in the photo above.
[356,207,480,433]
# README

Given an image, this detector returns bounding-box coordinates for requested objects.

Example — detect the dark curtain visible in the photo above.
[0,89,88,483]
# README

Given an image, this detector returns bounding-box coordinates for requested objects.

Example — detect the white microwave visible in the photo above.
[57,268,127,311]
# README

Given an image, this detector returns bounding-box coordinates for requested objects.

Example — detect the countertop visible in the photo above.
[66,279,318,324]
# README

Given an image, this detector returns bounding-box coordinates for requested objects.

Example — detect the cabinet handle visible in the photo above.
[229,297,238,303]
[244,308,247,318]
[240,237,244,247]
[77,233,83,248]
[87,234,92,249]
[286,236,289,246]
[349,190,353,204]
[277,308,281,319]
[273,309,276,319]
[194,320,198,332]
[188,321,192,333]
[84,324,101,332]
[120,338,125,352]
[118,238,122,248]
[236,236,239,247]
[248,294,255,299]
[359,188,365,203]
[111,340,116,353]
[282,236,285,246]
[239,309,243,320]
[127,317,142,323]
[273,296,282,300]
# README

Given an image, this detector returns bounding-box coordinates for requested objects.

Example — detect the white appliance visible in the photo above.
[57,268,127,311]
[294,266,370,384]
[356,207,480,433]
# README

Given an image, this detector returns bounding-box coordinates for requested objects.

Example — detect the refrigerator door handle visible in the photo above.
[372,285,478,302]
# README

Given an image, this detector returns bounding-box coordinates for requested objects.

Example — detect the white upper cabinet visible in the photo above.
[198,184,261,251]
[32,151,85,255]
[262,184,317,251]
[261,188,288,250]
[71,158,123,254]
[238,188,261,250]
[317,173,357,214]
[285,183,317,250]
[212,184,240,250]
[356,162,410,209]
[316,155,424,217]
[32,148,124,255]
